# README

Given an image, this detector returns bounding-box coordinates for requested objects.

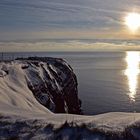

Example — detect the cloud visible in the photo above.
[1,0,140,41]
[0,0,139,30]
[0,39,140,52]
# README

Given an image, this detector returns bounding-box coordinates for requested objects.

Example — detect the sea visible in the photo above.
[2,51,140,115]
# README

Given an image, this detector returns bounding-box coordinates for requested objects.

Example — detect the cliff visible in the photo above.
[0,57,82,114]
[1,58,140,140]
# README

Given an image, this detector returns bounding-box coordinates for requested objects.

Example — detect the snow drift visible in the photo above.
[1,57,140,140]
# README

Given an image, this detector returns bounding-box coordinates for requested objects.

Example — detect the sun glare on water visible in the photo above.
[125,12,140,33]
[125,52,140,102]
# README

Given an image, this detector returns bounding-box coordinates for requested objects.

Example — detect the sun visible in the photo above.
[124,12,140,33]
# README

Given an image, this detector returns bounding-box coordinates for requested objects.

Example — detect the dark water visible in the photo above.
[2,51,140,115]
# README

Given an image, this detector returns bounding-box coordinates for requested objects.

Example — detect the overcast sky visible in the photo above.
[0,0,140,51]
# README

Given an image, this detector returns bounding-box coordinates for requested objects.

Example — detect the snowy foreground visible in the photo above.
[0,59,140,140]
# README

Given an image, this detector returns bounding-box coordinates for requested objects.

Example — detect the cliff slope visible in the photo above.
[0,58,140,140]
[0,57,82,114]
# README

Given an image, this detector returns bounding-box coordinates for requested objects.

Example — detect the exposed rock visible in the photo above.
[17,57,82,114]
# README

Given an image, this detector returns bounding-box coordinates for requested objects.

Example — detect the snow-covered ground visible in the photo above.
[0,59,140,140]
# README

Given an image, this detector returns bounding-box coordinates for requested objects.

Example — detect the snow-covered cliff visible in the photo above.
[0,57,82,114]
[1,57,140,140]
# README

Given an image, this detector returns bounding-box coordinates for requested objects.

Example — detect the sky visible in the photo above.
[1,0,140,51]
